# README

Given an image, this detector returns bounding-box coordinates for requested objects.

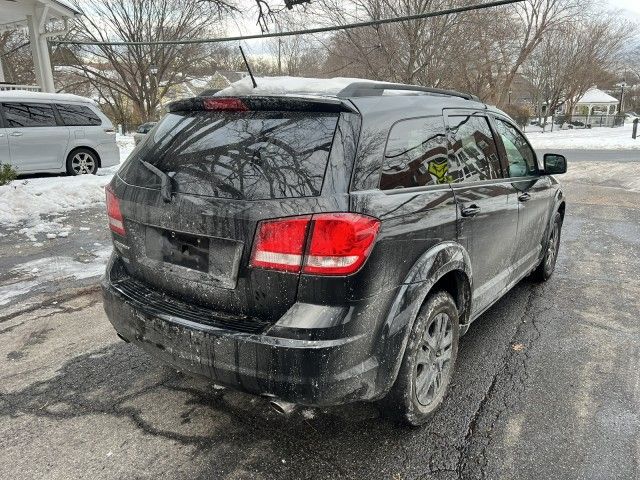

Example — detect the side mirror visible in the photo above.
[543,153,567,175]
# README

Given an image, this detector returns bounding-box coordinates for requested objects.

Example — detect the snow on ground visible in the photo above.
[0,134,134,229]
[527,122,640,150]
[0,248,112,306]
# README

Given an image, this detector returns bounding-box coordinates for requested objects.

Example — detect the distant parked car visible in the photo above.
[133,122,157,145]
[0,91,119,175]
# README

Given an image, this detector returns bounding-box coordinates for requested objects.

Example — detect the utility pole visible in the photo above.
[617,80,627,115]
[278,38,282,75]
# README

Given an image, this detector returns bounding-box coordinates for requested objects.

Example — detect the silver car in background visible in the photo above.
[0,91,119,175]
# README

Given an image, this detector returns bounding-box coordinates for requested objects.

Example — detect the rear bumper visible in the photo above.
[97,141,120,168]
[101,264,381,406]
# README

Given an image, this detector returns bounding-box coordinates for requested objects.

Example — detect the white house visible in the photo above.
[0,0,81,92]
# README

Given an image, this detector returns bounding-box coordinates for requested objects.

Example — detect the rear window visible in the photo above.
[119,111,338,200]
[56,103,102,126]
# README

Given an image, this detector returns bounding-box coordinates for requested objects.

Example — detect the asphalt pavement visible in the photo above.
[0,155,638,479]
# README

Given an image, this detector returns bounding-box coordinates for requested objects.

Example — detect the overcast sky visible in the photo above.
[608,0,640,18]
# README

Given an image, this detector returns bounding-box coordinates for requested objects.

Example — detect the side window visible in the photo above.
[3,102,57,128]
[494,118,538,177]
[448,114,502,182]
[381,116,451,189]
[56,103,102,126]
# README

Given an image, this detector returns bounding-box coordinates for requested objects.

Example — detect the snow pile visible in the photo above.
[0,135,134,226]
[0,174,112,225]
[216,76,386,97]
[527,123,640,150]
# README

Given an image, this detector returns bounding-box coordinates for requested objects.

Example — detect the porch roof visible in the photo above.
[0,0,81,31]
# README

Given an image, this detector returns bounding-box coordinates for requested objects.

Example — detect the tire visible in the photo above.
[381,291,460,426]
[66,148,99,176]
[532,212,563,282]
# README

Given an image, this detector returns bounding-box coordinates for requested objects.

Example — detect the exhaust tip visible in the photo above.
[116,333,130,343]
[269,399,296,415]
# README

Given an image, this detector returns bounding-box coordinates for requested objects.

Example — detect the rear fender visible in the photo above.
[373,241,472,397]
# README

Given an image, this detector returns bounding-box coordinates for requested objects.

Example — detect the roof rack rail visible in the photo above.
[337,81,479,101]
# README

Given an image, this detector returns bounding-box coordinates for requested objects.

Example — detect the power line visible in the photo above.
[51,0,524,47]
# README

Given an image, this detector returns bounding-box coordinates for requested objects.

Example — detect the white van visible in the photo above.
[0,91,119,175]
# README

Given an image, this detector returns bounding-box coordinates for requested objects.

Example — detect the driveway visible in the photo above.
[0,159,638,479]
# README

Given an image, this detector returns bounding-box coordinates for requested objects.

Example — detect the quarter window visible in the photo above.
[56,104,102,126]
[494,118,538,177]
[448,114,502,182]
[2,102,57,128]
[381,116,451,189]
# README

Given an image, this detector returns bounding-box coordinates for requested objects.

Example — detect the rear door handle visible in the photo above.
[10,132,23,137]
[518,192,532,202]
[461,204,481,217]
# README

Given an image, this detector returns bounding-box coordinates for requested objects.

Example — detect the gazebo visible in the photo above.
[573,87,619,116]
[0,0,81,92]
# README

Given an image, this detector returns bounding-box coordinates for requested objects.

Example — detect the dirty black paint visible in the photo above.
[102,92,566,406]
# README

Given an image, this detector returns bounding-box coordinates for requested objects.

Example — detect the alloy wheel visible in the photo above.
[71,152,96,175]
[545,221,560,270]
[414,312,453,406]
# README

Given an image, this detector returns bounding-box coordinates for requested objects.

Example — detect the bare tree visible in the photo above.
[0,29,35,85]
[318,0,467,86]
[317,0,584,105]
[63,0,233,124]
[490,0,583,106]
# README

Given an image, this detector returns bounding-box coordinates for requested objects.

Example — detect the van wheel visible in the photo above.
[66,149,98,175]
[382,291,459,426]
[532,212,562,282]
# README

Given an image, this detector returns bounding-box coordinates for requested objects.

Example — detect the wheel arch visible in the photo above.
[66,146,102,168]
[557,200,566,221]
[373,241,473,398]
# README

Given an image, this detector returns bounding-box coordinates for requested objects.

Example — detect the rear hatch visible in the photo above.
[111,96,355,322]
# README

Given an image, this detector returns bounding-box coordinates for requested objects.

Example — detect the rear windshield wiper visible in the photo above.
[140,160,173,202]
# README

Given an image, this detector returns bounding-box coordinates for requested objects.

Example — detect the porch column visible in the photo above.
[27,7,55,92]
[27,14,44,89]
[0,56,5,82]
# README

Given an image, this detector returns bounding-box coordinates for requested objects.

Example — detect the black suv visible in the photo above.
[102,81,567,425]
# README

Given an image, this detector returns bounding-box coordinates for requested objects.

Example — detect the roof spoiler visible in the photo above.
[167,95,358,114]
[337,81,479,101]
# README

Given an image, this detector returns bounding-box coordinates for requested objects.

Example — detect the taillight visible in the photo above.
[250,216,311,272]
[250,213,380,276]
[303,213,380,275]
[202,97,248,111]
[105,185,126,236]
